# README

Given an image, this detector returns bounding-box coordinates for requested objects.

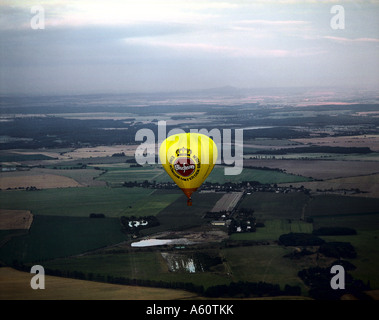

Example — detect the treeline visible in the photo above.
[243,165,285,172]
[313,227,357,236]
[279,233,357,259]
[242,126,310,139]
[12,260,302,298]
[255,146,372,155]
[319,242,357,259]
[279,233,325,246]
[204,281,301,298]
[0,117,151,150]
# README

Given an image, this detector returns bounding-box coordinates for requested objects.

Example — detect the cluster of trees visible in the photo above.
[203,281,301,298]
[221,239,270,248]
[3,186,39,191]
[319,242,357,259]
[111,152,126,157]
[279,233,357,259]
[313,227,357,236]
[279,233,325,246]
[298,263,371,300]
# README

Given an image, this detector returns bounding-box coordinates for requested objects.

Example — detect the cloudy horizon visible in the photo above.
[0,0,378,95]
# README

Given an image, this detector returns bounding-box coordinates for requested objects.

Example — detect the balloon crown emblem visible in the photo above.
[176,147,192,157]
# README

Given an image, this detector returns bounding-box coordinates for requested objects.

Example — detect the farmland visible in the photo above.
[0,267,197,300]
[243,159,379,180]
[222,246,307,291]
[1,93,379,300]
[238,192,310,219]
[290,135,379,152]
[0,172,81,189]
[0,215,128,265]
[230,219,313,241]
[206,166,311,184]
[210,192,243,212]
[283,173,379,198]
[94,164,313,187]
[0,187,186,218]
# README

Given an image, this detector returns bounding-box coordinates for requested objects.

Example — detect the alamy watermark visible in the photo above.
[134,121,243,175]
[330,265,345,290]
[31,5,45,30]
[30,265,45,289]
[330,5,345,30]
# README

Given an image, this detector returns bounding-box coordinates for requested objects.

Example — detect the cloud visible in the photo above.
[123,37,326,58]
[0,0,224,30]
[1,0,378,94]
[238,20,310,26]
[323,36,379,43]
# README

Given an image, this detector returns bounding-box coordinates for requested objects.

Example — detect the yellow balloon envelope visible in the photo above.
[159,133,218,206]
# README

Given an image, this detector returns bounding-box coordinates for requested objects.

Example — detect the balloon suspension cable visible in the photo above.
[187,198,192,206]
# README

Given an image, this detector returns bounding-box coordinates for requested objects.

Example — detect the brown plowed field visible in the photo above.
[0,209,33,230]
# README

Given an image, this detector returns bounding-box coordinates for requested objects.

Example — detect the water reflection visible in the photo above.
[161,252,204,273]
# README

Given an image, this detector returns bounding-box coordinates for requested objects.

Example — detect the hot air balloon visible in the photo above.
[159,132,218,206]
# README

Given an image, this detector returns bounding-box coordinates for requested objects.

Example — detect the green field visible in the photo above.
[44,168,105,186]
[94,164,312,186]
[238,192,310,219]
[122,189,182,217]
[222,246,307,292]
[312,213,379,289]
[230,219,313,241]
[42,251,230,290]
[0,188,222,266]
[96,166,164,185]
[0,215,127,265]
[205,167,312,184]
[0,153,56,162]
[0,267,198,300]
[0,187,179,217]
[1,161,379,297]
[140,191,224,235]
[305,195,379,217]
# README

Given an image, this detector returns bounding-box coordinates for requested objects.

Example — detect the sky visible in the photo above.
[0,0,378,95]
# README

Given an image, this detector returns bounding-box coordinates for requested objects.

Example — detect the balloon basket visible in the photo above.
[187,198,192,206]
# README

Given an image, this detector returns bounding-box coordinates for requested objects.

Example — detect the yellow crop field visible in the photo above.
[0,174,81,189]
[0,267,198,300]
[65,145,138,159]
